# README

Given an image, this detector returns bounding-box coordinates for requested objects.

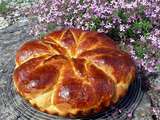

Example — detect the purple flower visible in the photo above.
[147,29,160,49]
[127,112,132,118]
[25,0,160,74]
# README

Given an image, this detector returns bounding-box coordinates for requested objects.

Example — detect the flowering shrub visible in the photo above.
[26,0,160,73]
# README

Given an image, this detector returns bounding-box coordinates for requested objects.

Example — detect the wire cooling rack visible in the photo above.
[1,59,144,120]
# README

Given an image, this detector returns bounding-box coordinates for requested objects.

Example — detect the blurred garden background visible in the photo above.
[0,0,159,119]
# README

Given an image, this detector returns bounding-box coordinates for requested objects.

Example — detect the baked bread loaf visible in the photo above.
[13,28,136,117]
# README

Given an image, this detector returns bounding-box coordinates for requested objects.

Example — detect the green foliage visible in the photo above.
[138,5,145,15]
[117,10,128,22]
[16,0,25,4]
[65,14,73,21]
[79,0,84,5]
[156,52,160,58]
[125,28,135,38]
[0,0,35,14]
[88,16,101,30]
[133,42,147,58]
[108,16,113,23]
[107,0,112,3]
[132,19,152,36]
[125,19,152,38]
[12,0,34,4]
[107,28,121,41]
[39,32,46,38]
[156,64,160,72]
[47,23,56,31]
[137,5,147,20]
[79,12,83,18]
[0,1,9,14]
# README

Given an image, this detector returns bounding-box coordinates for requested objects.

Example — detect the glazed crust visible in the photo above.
[13,28,136,117]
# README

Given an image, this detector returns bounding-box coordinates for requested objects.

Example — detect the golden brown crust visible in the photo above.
[13,28,136,117]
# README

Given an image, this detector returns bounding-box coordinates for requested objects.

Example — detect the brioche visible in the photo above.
[13,28,136,117]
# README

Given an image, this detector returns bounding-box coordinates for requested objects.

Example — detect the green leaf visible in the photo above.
[125,19,152,39]
[16,0,24,4]
[117,10,128,22]
[107,28,121,41]
[133,42,147,58]
[107,0,112,3]
[125,28,135,38]
[79,0,84,5]
[14,0,34,4]
[92,16,101,24]
[79,12,83,18]
[88,22,96,31]
[132,20,152,35]
[39,32,46,38]
[156,64,160,72]
[47,23,56,31]
[88,16,101,30]
[65,14,73,21]
[108,16,112,23]
[138,5,145,16]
